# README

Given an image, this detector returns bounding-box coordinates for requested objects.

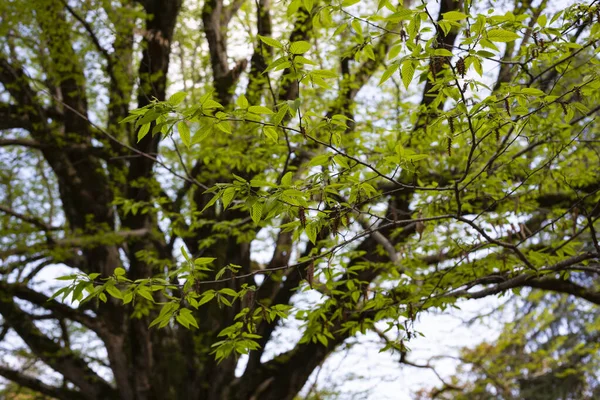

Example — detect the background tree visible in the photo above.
[0,0,599,399]
[416,292,600,399]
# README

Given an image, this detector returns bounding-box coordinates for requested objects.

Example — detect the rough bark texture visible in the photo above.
[1,0,599,399]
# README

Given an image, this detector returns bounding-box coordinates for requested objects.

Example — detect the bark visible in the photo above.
[1,1,597,400]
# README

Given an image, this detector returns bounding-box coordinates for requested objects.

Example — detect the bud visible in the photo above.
[298,206,306,228]
[456,57,466,78]
[415,209,425,241]
[306,262,314,288]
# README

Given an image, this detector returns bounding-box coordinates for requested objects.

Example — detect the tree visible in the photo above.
[0,0,599,399]
[416,292,600,399]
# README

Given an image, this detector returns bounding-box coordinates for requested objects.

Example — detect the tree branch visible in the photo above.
[0,365,87,400]
[0,295,116,398]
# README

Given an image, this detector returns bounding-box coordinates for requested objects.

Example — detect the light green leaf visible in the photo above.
[521,88,545,96]
[168,91,187,106]
[216,121,232,134]
[290,41,311,54]
[178,121,191,148]
[105,285,123,300]
[258,35,283,49]
[434,49,453,57]
[198,292,215,306]
[264,126,278,142]
[251,202,263,225]
[537,14,547,27]
[248,105,274,115]
[305,222,317,244]
[487,29,520,42]
[401,60,415,89]
[443,11,467,20]
[236,94,249,109]
[137,123,151,142]
[221,187,236,210]
[281,172,293,186]
[195,257,216,266]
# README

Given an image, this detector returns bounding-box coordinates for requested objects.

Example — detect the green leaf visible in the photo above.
[520,88,545,96]
[248,106,274,115]
[178,122,191,148]
[221,187,236,210]
[306,222,317,244]
[219,288,238,297]
[443,11,467,20]
[114,267,126,276]
[263,126,278,142]
[198,292,215,306]
[302,0,314,12]
[401,60,415,89]
[179,308,199,329]
[434,49,453,57]
[56,274,78,281]
[137,123,151,142]
[258,35,283,49]
[168,91,187,106]
[195,257,216,266]
[281,172,293,186]
[216,121,232,134]
[487,29,520,42]
[289,41,311,54]
[236,95,249,109]
[251,202,263,225]
[537,14,547,27]
[119,114,138,124]
[351,19,363,36]
[105,284,123,300]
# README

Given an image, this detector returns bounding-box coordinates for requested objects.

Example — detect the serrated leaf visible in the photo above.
[119,114,138,124]
[168,91,187,105]
[443,11,467,20]
[537,14,547,27]
[434,48,453,57]
[248,105,274,115]
[105,284,123,299]
[263,126,278,142]
[290,41,311,54]
[201,191,222,213]
[179,308,199,329]
[258,35,283,49]
[487,29,520,42]
[236,94,249,109]
[305,222,317,244]
[195,257,216,266]
[137,287,154,302]
[216,121,232,134]
[251,202,263,225]
[401,60,415,89]
[137,123,151,142]
[521,88,545,96]
[221,187,236,210]
[281,171,293,186]
[351,19,363,36]
[178,121,191,148]
[274,104,289,126]
[379,64,399,85]
[198,292,215,306]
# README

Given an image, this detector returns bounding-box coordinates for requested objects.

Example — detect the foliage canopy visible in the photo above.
[0,0,599,398]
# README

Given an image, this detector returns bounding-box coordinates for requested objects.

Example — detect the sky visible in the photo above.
[1,0,580,397]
